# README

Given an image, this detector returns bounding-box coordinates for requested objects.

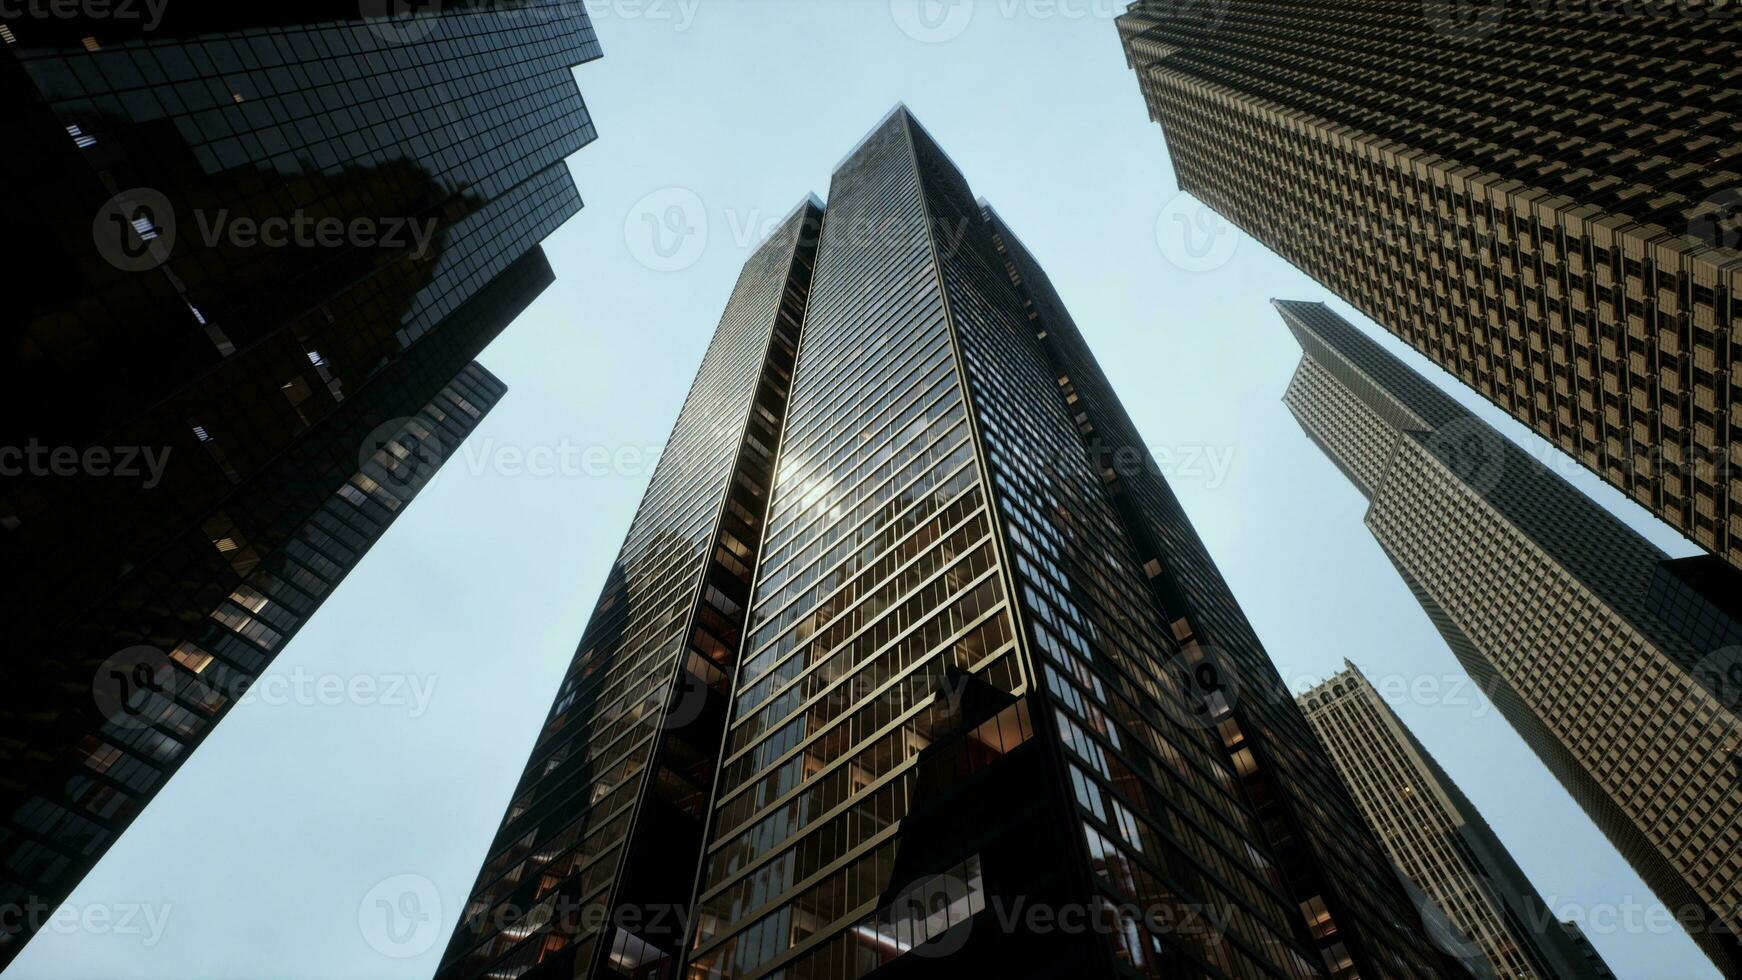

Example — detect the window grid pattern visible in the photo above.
[6,3,598,662]
[1300,664,1604,980]
[689,112,1027,980]
[0,358,507,960]
[985,210,1451,978]
[1280,298,1742,972]
[3,7,599,969]
[688,109,1362,980]
[438,205,822,980]
[915,137,1321,977]
[1116,0,1741,572]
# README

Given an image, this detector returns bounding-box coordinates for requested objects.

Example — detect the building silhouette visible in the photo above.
[1277,298,1742,974]
[1115,2,1742,573]
[0,3,601,964]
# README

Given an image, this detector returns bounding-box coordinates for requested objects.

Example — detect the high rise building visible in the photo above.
[1555,921,1615,980]
[445,108,1459,980]
[1277,298,1742,974]
[981,208,1451,980]
[1115,2,1742,572]
[0,3,600,964]
[439,198,824,980]
[1298,662,1605,979]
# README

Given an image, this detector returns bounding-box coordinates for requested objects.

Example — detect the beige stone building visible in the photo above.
[1300,663,1609,979]
[1277,298,1742,975]
[1117,2,1742,572]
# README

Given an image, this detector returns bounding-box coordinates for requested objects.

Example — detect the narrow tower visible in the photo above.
[1299,663,1610,979]
[1278,298,1742,974]
[439,200,824,980]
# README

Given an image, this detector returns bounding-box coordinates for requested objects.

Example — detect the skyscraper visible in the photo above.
[1556,921,1615,980]
[0,4,600,964]
[446,108,1458,980]
[981,209,1446,980]
[1115,2,1742,572]
[1277,298,1742,974]
[439,198,823,980]
[1298,662,1606,980]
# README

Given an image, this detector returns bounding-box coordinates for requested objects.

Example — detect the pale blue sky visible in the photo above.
[7,3,1715,978]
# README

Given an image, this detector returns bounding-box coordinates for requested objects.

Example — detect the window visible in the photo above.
[170,643,214,674]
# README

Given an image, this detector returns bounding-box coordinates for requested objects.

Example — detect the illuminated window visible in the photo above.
[170,643,214,674]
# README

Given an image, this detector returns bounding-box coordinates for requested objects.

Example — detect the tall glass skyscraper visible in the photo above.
[1114,2,1742,574]
[447,109,1457,980]
[978,211,1447,980]
[0,4,600,964]
[1277,298,1742,974]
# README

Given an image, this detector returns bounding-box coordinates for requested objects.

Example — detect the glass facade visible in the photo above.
[986,213,1458,979]
[449,108,1452,980]
[6,2,599,628]
[1646,556,1742,657]
[0,247,549,966]
[688,110,1049,980]
[440,201,824,980]
[0,3,600,967]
